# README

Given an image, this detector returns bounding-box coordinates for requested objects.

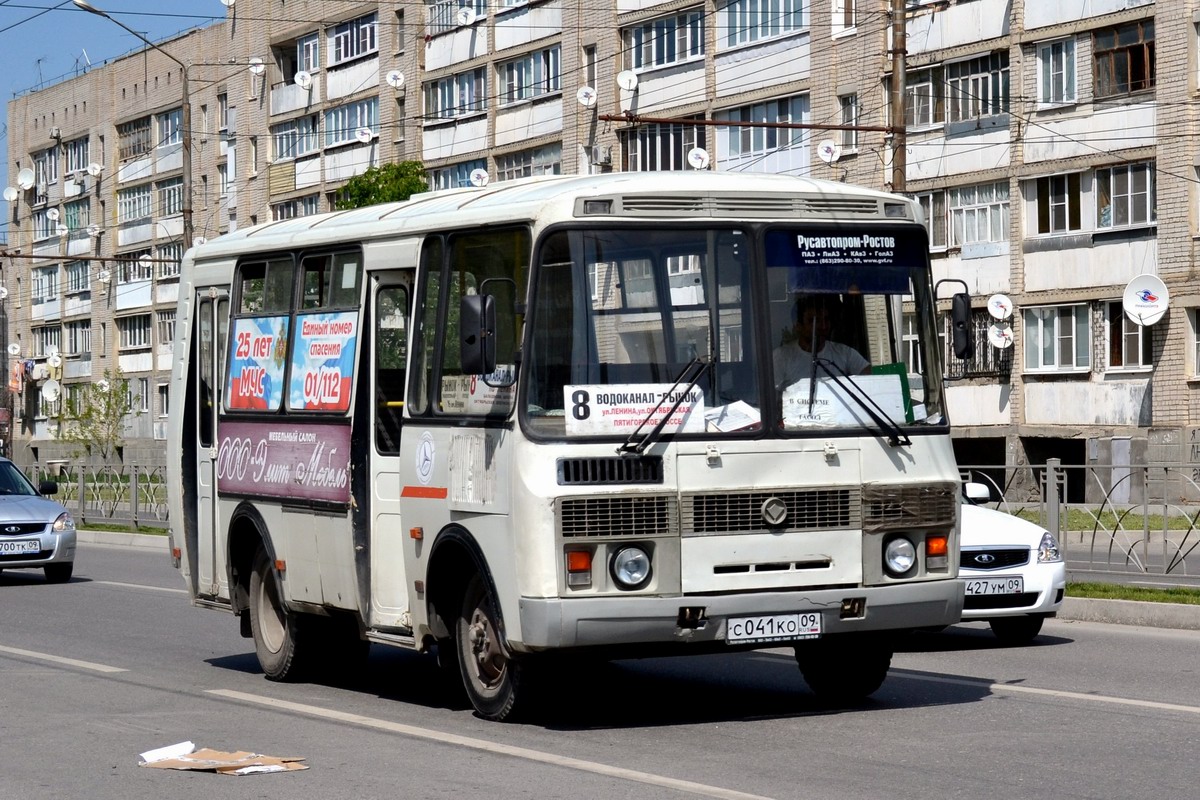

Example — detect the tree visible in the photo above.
[57,368,137,461]
[335,161,428,210]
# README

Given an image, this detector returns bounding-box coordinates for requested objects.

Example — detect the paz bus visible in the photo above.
[166,171,971,721]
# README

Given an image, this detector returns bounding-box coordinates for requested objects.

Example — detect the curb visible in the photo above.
[76,529,170,551]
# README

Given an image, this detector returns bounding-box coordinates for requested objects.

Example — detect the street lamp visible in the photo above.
[73,0,193,250]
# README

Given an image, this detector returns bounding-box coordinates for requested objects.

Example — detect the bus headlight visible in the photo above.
[610,545,651,590]
[883,536,917,577]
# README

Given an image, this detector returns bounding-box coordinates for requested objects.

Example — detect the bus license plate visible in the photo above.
[0,540,40,556]
[964,576,1023,596]
[727,613,822,644]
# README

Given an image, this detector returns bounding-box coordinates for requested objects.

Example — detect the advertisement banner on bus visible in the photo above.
[227,316,289,411]
[216,420,351,503]
[289,311,358,412]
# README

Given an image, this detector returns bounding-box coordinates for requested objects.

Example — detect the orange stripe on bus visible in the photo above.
[402,486,448,499]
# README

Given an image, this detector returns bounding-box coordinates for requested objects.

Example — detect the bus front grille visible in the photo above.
[862,483,957,532]
[557,495,678,538]
[683,489,858,535]
[557,456,663,485]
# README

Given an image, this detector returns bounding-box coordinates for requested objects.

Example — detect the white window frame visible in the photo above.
[158,242,184,279]
[117,249,153,284]
[429,159,487,190]
[157,108,183,148]
[329,13,378,66]
[915,191,948,251]
[65,319,91,358]
[117,314,153,351]
[904,67,943,129]
[1037,39,1076,106]
[66,261,91,294]
[946,52,1009,123]
[63,199,90,230]
[33,325,62,358]
[33,266,59,304]
[496,144,562,182]
[64,137,90,174]
[624,117,706,171]
[157,177,184,217]
[838,93,859,151]
[34,148,59,187]
[423,68,486,120]
[157,309,177,348]
[117,185,152,224]
[720,0,805,49]
[622,11,704,71]
[324,98,379,146]
[949,181,1009,246]
[158,383,170,418]
[499,46,561,105]
[32,209,55,242]
[271,115,320,160]
[298,32,321,73]
[832,0,856,36]
[1023,304,1091,373]
[716,96,807,159]
[1105,301,1152,372]
[1096,162,1155,230]
[1032,173,1082,235]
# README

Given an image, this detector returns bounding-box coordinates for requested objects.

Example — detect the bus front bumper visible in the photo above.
[516,579,963,650]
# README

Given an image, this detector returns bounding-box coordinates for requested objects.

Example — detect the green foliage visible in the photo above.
[1067,581,1200,605]
[56,368,138,461]
[334,161,428,209]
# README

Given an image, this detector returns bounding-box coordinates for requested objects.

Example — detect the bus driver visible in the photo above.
[773,294,870,390]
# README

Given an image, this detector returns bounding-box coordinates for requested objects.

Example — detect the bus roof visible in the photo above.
[192,171,913,261]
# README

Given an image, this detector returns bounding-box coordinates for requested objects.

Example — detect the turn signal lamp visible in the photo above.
[926,534,949,570]
[566,550,592,588]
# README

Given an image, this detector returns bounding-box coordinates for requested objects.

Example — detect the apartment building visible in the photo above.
[3,0,1197,501]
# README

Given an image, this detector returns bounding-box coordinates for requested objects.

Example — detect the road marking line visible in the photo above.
[208,689,774,800]
[0,644,127,673]
[94,580,187,594]
[895,671,1200,715]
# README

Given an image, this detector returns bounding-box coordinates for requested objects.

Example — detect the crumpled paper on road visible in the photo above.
[138,740,307,775]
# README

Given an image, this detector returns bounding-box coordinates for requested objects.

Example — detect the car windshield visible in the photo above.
[0,462,38,496]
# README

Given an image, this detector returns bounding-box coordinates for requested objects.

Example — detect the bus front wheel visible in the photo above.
[456,575,527,721]
[794,635,893,704]
[249,548,312,681]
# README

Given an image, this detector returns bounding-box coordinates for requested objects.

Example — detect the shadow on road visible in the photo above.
[897,624,1074,653]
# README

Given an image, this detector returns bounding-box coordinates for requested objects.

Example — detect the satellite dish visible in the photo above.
[96,379,109,392]
[817,139,842,164]
[1123,274,1170,327]
[686,147,710,170]
[455,6,477,25]
[17,168,35,190]
[386,70,405,89]
[3,187,17,202]
[0,287,8,301]
[41,380,61,402]
[576,86,597,108]
[193,236,208,247]
[86,162,103,177]
[220,0,235,6]
[986,293,1012,320]
[138,254,153,269]
[87,224,101,237]
[986,324,1014,350]
[48,354,62,369]
[294,70,313,90]
[248,57,265,76]
[97,269,111,284]
[45,208,60,221]
[355,127,374,144]
[469,168,489,187]
[56,224,70,238]
[46,346,59,358]
[616,70,639,91]
[5,343,17,357]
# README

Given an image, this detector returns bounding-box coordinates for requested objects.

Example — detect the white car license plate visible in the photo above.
[727,613,822,644]
[0,539,41,556]
[964,576,1023,596]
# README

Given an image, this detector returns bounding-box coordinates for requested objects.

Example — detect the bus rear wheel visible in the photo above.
[249,548,313,681]
[794,635,893,704]
[456,575,528,721]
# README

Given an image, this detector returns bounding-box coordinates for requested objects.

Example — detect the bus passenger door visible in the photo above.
[368,277,411,628]
[194,292,228,598]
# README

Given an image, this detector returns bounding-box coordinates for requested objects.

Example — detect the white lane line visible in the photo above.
[208,689,774,800]
[0,644,127,673]
[93,580,187,594]
[895,671,1200,715]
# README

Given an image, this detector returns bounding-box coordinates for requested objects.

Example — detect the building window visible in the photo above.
[915,191,948,250]
[64,137,90,174]
[1106,302,1152,371]
[833,0,856,34]
[33,325,62,358]
[905,66,944,128]
[298,32,321,73]
[622,11,704,71]
[946,52,1009,123]
[34,148,59,187]
[118,116,152,160]
[158,242,184,279]
[65,320,91,358]
[117,185,152,223]
[499,46,561,105]
[1033,173,1082,234]
[118,315,153,350]
[329,12,378,66]
[32,209,55,242]
[63,199,90,230]
[1023,304,1090,372]
[271,195,321,221]
[716,97,806,158]
[1096,162,1155,229]
[157,309,177,347]
[218,163,230,198]
[1094,20,1154,98]
[157,108,183,147]
[623,116,706,171]
[949,181,1008,245]
[429,159,487,190]
[158,384,170,417]
[66,260,91,294]
[426,0,487,36]
[32,266,59,304]
[497,144,562,181]
[947,309,1011,379]
[1038,39,1076,105]
[423,68,486,120]
[325,98,379,146]
[584,45,597,87]
[271,114,319,160]
[838,94,859,150]
[721,0,804,48]
[217,93,229,132]
[117,249,153,283]
[157,177,184,216]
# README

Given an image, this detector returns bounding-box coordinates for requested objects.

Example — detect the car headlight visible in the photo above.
[1037,531,1062,563]
[610,545,651,589]
[883,536,917,577]
[52,512,75,532]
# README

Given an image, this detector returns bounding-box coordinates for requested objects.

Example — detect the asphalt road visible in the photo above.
[3,542,1199,800]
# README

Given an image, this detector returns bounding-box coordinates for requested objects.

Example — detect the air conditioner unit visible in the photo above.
[589,145,612,166]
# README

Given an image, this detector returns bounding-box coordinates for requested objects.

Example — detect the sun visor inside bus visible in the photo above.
[764,229,920,295]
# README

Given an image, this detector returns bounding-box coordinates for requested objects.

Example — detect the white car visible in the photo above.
[959,491,1066,643]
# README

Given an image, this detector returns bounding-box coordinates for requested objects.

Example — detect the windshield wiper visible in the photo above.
[617,355,711,455]
[811,358,911,448]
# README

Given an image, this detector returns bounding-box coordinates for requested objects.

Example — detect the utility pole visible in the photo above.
[890,0,908,193]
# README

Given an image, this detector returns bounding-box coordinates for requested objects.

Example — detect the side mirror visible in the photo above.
[460,293,496,376]
[963,481,990,504]
[951,292,975,361]
[39,480,58,496]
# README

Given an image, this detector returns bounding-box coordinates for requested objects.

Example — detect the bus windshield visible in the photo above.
[523,224,945,440]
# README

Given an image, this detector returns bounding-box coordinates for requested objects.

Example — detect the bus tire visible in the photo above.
[456,574,526,721]
[794,635,892,704]
[249,547,312,681]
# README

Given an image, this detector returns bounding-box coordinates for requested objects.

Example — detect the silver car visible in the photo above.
[0,459,76,583]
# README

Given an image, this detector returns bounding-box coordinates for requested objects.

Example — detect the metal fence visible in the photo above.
[21,462,169,531]
[960,459,1200,587]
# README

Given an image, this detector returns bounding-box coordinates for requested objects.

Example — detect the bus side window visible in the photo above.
[375,285,408,454]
